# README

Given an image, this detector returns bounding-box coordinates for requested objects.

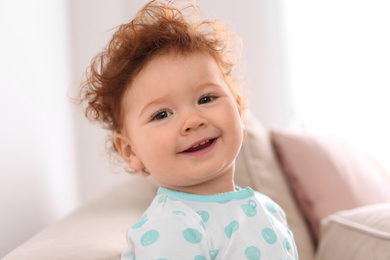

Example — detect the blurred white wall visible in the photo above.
[67,0,136,206]
[282,0,390,170]
[0,0,287,257]
[0,0,78,257]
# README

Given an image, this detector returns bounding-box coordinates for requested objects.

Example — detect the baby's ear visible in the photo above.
[114,133,144,171]
[235,94,244,119]
[235,94,246,134]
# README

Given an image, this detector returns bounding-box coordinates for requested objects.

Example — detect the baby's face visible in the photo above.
[116,52,244,194]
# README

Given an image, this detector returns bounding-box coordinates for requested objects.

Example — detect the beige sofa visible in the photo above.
[4,113,390,260]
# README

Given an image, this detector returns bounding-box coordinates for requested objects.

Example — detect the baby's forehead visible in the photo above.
[128,51,223,86]
[121,54,231,103]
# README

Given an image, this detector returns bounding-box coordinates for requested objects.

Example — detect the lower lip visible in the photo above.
[180,138,218,157]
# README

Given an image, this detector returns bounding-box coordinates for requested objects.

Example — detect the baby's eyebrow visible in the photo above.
[139,96,167,117]
[191,82,222,94]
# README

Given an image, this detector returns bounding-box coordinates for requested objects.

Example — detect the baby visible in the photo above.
[79,0,298,259]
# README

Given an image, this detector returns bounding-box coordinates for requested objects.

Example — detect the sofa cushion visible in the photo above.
[315,203,390,260]
[3,176,159,260]
[270,131,390,240]
[235,112,315,260]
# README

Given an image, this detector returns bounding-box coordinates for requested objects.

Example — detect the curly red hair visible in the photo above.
[79,0,245,159]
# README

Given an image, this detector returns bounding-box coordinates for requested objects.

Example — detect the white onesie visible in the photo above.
[121,186,298,260]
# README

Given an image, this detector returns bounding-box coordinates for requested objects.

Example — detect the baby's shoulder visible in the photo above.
[128,195,208,245]
[252,191,287,223]
[133,194,202,228]
[253,191,283,210]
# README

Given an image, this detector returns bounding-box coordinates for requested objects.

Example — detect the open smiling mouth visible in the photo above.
[180,138,218,155]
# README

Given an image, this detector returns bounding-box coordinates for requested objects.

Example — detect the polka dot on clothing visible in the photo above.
[245,246,261,260]
[158,196,167,204]
[265,201,277,213]
[224,220,239,238]
[267,214,274,225]
[283,237,291,251]
[241,200,257,217]
[196,210,210,222]
[172,210,187,216]
[140,229,159,246]
[262,228,278,245]
[199,221,206,230]
[183,228,203,244]
[209,249,218,260]
[194,256,207,260]
[131,214,148,229]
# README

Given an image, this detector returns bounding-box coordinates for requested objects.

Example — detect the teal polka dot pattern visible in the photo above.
[140,229,159,246]
[158,196,167,204]
[209,249,218,260]
[183,228,203,244]
[126,187,298,259]
[283,237,291,251]
[262,228,277,244]
[245,246,261,260]
[241,200,257,217]
[172,210,186,216]
[265,201,277,213]
[194,256,207,260]
[224,220,239,238]
[267,214,274,225]
[196,210,210,222]
[131,214,148,229]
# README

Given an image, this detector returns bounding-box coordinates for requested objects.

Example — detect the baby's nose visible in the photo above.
[180,114,208,135]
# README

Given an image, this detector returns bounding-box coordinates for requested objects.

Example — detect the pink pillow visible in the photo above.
[270,131,390,240]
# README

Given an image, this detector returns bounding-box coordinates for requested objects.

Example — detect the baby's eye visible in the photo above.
[152,110,173,121]
[198,95,217,104]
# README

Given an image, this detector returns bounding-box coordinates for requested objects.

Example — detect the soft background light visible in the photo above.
[1,0,389,257]
[282,0,390,171]
[0,0,78,256]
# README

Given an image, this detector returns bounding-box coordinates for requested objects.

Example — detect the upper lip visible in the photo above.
[179,137,217,153]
